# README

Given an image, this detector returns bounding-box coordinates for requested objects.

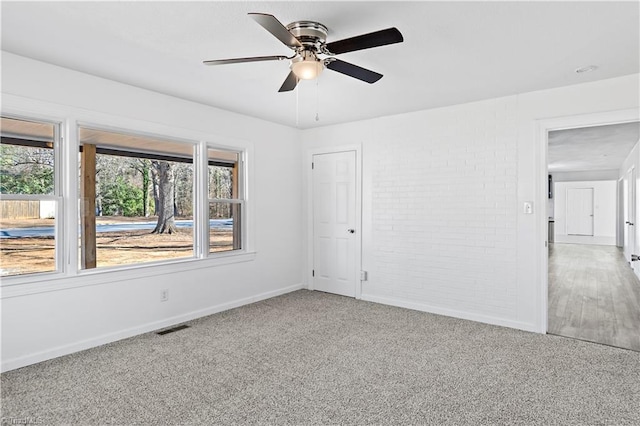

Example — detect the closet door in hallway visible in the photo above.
[566,188,594,236]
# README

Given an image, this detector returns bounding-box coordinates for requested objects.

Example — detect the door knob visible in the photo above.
[347,229,355,234]
[632,254,640,262]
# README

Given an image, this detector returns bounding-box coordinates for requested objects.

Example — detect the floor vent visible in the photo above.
[157,324,190,336]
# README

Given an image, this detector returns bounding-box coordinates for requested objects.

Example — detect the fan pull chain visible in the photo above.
[315,77,320,122]
[295,83,300,128]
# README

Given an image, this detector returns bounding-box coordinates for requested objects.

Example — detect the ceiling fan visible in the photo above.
[203,13,404,92]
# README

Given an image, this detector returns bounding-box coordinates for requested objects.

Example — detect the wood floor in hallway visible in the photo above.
[548,243,640,351]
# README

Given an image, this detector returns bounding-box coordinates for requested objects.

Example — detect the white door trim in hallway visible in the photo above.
[306,144,362,299]
[535,108,640,334]
[624,166,636,266]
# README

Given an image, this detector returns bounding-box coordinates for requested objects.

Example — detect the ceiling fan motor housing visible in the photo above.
[286,21,328,50]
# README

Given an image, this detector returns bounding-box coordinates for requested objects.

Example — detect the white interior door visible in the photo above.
[566,188,594,235]
[312,151,357,297]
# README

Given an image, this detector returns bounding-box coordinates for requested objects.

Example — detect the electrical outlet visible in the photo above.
[160,289,169,302]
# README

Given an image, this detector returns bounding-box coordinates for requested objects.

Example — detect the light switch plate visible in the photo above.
[524,201,534,214]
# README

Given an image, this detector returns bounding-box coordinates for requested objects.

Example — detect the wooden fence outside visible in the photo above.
[0,200,40,219]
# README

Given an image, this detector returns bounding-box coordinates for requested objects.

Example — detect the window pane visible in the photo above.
[208,148,238,199]
[79,128,195,270]
[89,213,195,269]
[1,116,57,277]
[1,117,55,195]
[0,200,56,276]
[208,148,242,254]
[209,202,241,253]
[208,165,233,199]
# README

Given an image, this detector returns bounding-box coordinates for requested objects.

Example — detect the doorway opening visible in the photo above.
[546,117,640,351]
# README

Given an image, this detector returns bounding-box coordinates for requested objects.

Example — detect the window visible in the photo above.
[78,127,195,270]
[0,116,60,277]
[208,148,242,253]
[0,113,248,284]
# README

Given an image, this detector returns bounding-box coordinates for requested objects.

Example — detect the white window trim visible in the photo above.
[0,94,256,296]
[203,143,249,256]
[76,121,201,265]
[0,194,59,200]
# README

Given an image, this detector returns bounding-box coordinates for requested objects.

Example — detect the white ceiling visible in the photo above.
[1,1,639,129]
[548,122,640,172]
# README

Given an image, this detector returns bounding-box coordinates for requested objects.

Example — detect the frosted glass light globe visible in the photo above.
[291,58,324,80]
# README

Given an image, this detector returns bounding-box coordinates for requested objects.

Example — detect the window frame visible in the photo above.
[0,113,64,279]
[0,100,254,293]
[76,123,203,272]
[205,145,246,255]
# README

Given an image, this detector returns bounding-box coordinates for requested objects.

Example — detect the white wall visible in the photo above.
[553,180,617,245]
[302,73,640,333]
[0,52,303,371]
[548,170,619,219]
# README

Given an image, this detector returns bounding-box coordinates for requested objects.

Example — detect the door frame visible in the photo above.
[624,165,636,264]
[617,176,625,247]
[536,108,639,333]
[306,144,362,298]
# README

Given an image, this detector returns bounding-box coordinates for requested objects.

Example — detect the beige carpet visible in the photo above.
[2,290,639,425]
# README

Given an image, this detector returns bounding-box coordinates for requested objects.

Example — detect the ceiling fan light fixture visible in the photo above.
[291,52,324,80]
[203,13,405,93]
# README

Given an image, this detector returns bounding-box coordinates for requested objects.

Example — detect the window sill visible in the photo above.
[0,251,256,299]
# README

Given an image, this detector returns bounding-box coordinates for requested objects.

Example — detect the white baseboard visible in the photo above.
[1,283,304,372]
[554,235,616,245]
[360,293,538,333]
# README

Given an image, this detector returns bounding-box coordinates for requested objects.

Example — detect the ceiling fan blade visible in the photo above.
[203,55,288,66]
[325,59,383,84]
[325,27,403,55]
[249,13,302,49]
[278,71,299,92]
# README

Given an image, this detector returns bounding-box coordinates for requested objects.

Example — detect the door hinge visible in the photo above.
[312,162,314,170]
[312,269,315,277]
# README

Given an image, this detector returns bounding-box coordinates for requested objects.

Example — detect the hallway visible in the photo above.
[548,243,640,351]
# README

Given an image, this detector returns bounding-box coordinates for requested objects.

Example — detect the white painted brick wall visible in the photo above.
[305,74,639,331]
[366,98,519,319]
